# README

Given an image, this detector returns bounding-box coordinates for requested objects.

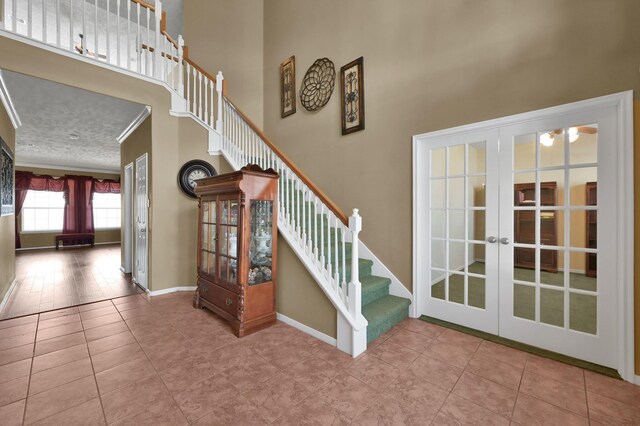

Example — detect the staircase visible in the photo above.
[0,0,412,354]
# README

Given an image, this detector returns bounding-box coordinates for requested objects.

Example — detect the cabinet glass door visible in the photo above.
[219,198,239,285]
[200,199,216,277]
[248,200,273,285]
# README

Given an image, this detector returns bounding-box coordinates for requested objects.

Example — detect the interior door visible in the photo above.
[123,163,133,274]
[134,153,149,290]
[498,106,618,368]
[417,129,500,334]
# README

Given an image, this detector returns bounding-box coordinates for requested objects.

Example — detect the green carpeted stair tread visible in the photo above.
[362,295,411,343]
[361,275,391,307]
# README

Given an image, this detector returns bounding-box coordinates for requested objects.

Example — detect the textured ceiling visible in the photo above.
[2,70,146,172]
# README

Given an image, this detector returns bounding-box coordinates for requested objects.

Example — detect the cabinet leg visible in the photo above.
[192,293,201,309]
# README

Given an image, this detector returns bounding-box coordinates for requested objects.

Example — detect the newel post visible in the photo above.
[348,209,362,319]
[177,35,185,97]
[153,1,163,79]
[216,71,224,133]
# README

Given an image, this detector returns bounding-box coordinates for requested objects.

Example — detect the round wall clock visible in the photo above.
[177,160,217,198]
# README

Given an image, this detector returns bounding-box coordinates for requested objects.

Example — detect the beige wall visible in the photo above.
[0,94,16,301]
[15,166,121,249]
[262,0,640,371]
[183,0,264,127]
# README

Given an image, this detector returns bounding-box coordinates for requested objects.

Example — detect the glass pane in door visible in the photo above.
[510,125,598,335]
[429,141,488,310]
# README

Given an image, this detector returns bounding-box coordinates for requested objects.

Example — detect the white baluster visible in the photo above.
[341,228,346,287]
[295,179,301,237]
[308,189,313,249]
[320,204,325,269]
[105,0,110,63]
[116,0,120,66]
[145,5,150,75]
[301,187,307,248]
[56,0,60,46]
[136,2,141,73]
[209,78,214,126]
[326,211,333,280]
[154,1,162,78]
[334,215,339,284]
[216,71,224,133]
[203,78,209,126]
[94,0,97,58]
[126,0,131,70]
[314,196,318,261]
[162,36,167,82]
[198,71,203,120]
[348,209,362,319]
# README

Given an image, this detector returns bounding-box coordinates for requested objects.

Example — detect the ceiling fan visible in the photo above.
[540,126,597,146]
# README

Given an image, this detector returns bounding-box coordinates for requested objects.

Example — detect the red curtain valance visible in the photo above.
[15,171,65,192]
[93,179,121,194]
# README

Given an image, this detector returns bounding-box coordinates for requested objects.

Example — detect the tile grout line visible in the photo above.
[78,301,109,426]
[20,312,40,426]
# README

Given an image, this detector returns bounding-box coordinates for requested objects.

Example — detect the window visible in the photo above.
[93,193,121,229]
[21,190,65,232]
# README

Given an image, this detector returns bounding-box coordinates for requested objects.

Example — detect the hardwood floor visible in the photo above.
[1,245,143,320]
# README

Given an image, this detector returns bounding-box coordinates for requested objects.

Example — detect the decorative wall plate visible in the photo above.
[300,58,336,112]
[178,160,217,198]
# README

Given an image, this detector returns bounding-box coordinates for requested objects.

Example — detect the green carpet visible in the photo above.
[431,262,597,334]
[419,315,620,379]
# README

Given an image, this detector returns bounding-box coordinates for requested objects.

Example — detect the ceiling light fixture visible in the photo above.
[568,127,579,143]
[539,132,554,147]
[69,133,79,140]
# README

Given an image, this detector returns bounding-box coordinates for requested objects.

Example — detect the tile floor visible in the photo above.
[0,292,638,425]
[1,246,142,320]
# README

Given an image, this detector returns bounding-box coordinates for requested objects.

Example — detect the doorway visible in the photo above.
[413,92,634,381]
[123,162,134,274]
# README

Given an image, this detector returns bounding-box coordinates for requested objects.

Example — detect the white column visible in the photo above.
[348,209,362,318]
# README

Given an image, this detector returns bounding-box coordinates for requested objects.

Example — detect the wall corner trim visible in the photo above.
[0,70,22,129]
[117,106,151,144]
[276,312,337,346]
[0,278,18,313]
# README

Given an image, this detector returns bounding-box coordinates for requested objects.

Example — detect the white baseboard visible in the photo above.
[635,375,640,386]
[276,312,337,346]
[0,278,18,313]
[147,286,196,297]
[16,241,121,252]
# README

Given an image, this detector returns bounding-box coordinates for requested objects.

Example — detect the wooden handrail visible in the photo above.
[224,96,349,225]
[130,0,155,12]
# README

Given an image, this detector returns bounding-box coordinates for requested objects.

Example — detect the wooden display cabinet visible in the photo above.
[193,165,278,337]
[514,182,558,273]
[585,182,597,278]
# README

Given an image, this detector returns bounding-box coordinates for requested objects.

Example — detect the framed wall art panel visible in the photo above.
[340,56,365,135]
[0,136,14,216]
[280,55,296,118]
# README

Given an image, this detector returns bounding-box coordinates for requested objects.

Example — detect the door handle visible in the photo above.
[487,236,497,244]
[500,237,510,245]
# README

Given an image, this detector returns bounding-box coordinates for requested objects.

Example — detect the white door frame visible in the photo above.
[122,162,134,274]
[412,91,634,382]
[134,153,149,290]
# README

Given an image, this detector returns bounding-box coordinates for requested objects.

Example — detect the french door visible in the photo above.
[414,93,633,372]
[134,153,149,290]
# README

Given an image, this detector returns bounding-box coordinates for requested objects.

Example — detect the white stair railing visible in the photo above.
[0,0,368,357]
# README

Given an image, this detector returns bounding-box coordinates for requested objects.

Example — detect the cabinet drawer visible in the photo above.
[200,280,238,317]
